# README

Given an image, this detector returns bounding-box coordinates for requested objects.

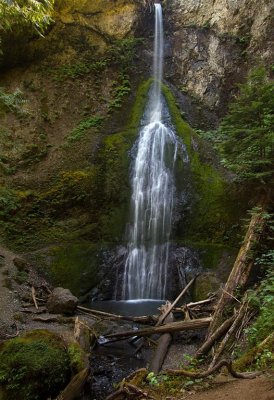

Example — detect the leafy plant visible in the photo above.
[0,87,27,115]
[67,116,104,143]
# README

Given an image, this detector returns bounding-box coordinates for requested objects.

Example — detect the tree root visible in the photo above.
[166,359,261,379]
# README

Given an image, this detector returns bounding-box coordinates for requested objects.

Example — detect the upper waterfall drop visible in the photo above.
[122,3,179,300]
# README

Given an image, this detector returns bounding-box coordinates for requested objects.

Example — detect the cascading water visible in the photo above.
[122,4,180,299]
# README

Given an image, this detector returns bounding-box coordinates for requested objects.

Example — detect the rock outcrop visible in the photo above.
[166,0,274,115]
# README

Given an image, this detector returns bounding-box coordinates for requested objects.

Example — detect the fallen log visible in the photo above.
[195,315,236,359]
[208,204,267,336]
[77,305,156,325]
[55,368,89,400]
[150,303,174,374]
[156,276,198,326]
[104,317,212,340]
[166,359,261,379]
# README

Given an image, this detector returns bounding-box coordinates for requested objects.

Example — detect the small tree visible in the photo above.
[219,67,274,185]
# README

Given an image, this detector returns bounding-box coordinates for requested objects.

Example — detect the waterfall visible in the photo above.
[122,3,179,299]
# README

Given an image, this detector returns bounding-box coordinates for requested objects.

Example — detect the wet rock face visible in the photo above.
[166,0,274,115]
[47,287,78,315]
[167,27,243,111]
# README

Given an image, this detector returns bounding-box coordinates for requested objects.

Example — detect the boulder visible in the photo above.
[47,287,78,315]
[13,257,30,272]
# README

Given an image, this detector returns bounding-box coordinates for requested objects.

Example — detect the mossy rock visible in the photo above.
[45,243,101,297]
[193,272,221,301]
[0,330,70,400]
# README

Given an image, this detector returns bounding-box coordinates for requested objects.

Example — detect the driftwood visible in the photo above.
[156,276,197,326]
[104,317,212,340]
[77,305,156,325]
[150,303,174,374]
[166,359,261,379]
[55,368,89,400]
[31,286,38,310]
[209,299,249,368]
[195,314,236,358]
[208,205,266,336]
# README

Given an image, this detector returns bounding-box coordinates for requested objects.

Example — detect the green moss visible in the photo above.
[48,243,100,297]
[67,342,86,373]
[97,79,152,241]
[0,330,70,400]
[163,85,246,246]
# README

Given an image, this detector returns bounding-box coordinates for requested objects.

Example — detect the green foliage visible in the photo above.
[218,67,274,184]
[106,37,144,71]
[67,116,104,143]
[246,267,274,345]
[108,73,131,112]
[0,87,27,115]
[0,129,49,175]
[0,0,54,34]
[0,187,20,219]
[53,60,107,82]
[0,330,70,400]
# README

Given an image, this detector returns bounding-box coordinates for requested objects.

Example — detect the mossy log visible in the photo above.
[208,204,267,336]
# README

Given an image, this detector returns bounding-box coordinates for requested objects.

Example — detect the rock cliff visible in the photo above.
[165,0,274,116]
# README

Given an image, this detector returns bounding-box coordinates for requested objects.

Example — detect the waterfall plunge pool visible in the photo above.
[87,299,166,317]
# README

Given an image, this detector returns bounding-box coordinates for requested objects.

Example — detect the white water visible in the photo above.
[122,4,179,299]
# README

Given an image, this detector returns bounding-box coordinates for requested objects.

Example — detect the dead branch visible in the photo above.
[156,276,198,326]
[166,359,261,379]
[209,299,249,368]
[195,314,236,359]
[31,286,38,310]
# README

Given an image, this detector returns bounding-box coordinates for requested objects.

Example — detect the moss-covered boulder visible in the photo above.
[193,272,221,301]
[0,330,71,400]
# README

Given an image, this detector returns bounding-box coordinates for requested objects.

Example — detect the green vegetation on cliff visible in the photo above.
[219,67,274,184]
